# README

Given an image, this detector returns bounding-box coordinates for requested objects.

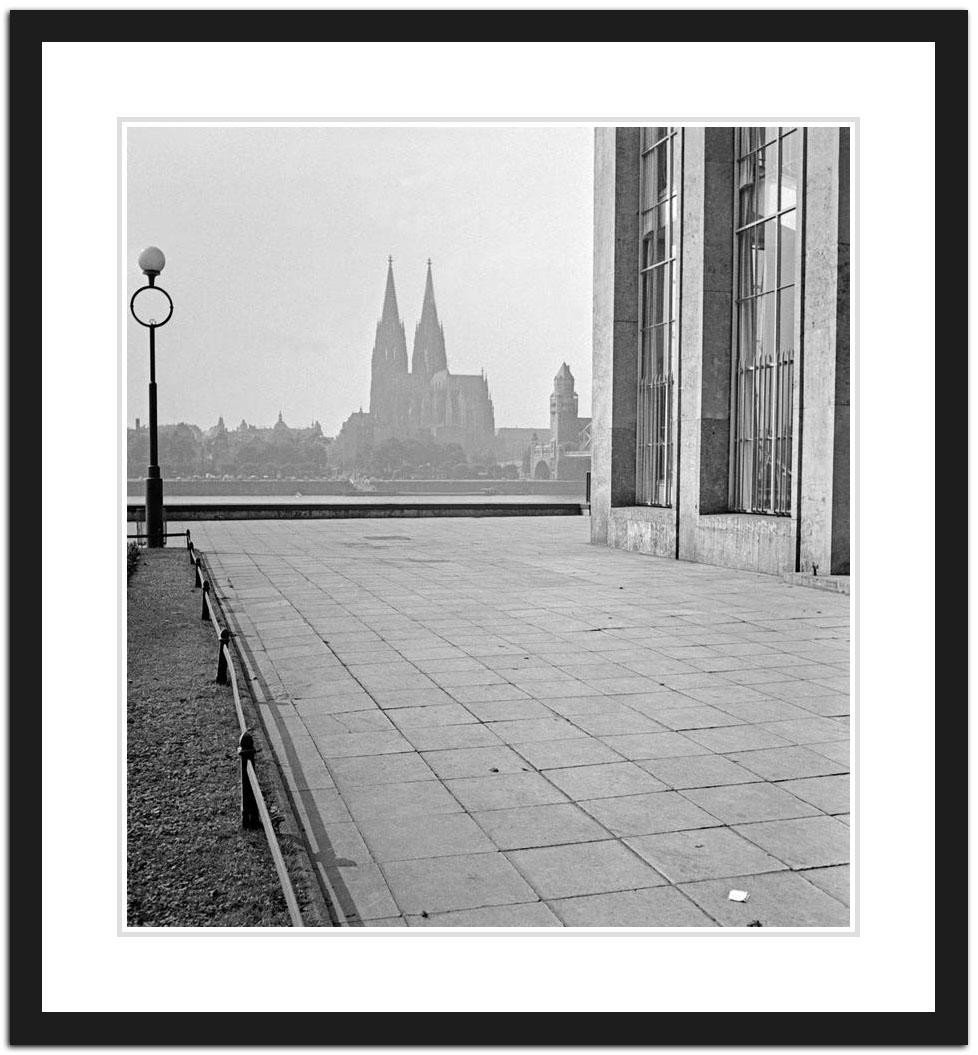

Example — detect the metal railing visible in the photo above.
[186,530,304,927]
[129,505,169,544]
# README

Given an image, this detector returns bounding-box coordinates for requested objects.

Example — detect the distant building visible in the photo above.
[338,259,496,458]
[527,363,592,482]
[331,408,374,469]
[126,411,329,479]
[591,126,849,575]
[494,426,550,463]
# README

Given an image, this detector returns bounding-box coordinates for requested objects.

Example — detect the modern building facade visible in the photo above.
[355,258,496,455]
[591,126,849,575]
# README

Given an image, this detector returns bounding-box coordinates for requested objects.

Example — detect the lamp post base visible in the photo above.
[145,474,164,548]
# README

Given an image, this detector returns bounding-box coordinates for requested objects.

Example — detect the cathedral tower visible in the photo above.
[370,258,408,424]
[411,260,448,380]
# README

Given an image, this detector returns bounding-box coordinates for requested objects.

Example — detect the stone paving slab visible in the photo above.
[383,852,539,914]
[507,839,668,899]
[624,827,789,883]
[678,871,850,927]
[800,864,850,905]
[549,887,715,927]
[193,517,851,927]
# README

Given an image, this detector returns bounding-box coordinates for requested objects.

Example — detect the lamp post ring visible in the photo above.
[130,284,174,328]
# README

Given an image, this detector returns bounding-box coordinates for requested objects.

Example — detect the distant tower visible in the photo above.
[550,362,579,449]
[370,257,409,423]
[411,259,448,380]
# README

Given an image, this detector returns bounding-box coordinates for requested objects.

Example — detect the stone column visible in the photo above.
[677,127,735,559]
[799,127,850,575]
[591,127,640,543]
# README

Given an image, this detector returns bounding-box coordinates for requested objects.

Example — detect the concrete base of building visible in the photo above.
[607,507,799,577]
[607,507,677,559]
[782,572,851,595]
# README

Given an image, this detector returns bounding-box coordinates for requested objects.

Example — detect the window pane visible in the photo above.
[739,218,777,297]
[646,202,670,265]
[640,326,653,377]
[642,269,655,327]
[651,323,668,375]
[737,156,756,222]
[738,301,755,366]
[778,289,796,362]
[739,143,778,224]
[651,263,669,324]
[760,293,777,363]
[780,131,799,210]
[654,139,670,202]
[642,142,672,212]
[642,233,655,270]
[739,126,779,156]
[779,210,797,287]
[738,292,777,367]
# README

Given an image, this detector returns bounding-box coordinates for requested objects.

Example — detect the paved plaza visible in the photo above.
[191,516,851,928]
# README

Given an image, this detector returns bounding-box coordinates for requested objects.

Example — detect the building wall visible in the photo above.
[592,126,849,576]
[592,127,640,544]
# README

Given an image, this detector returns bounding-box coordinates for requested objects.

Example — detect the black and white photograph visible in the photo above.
[19,18,960,1035]
[125,120,851,930]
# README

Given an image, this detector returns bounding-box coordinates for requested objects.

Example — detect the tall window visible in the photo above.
[637,127,679,506]
[732,127,800,515]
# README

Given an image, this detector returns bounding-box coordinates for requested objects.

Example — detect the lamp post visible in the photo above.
[130,246,173,548]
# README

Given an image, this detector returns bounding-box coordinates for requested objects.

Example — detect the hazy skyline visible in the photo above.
[126,125,594,436]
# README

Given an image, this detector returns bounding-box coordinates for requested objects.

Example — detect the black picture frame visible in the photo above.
[10,8,965,1044]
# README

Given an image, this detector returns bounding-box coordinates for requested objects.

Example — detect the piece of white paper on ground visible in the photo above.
[728,889,750,902]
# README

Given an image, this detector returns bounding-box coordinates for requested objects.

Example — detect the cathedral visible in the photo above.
[360,258,495,454]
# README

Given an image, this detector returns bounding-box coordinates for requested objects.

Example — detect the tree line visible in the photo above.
[127,421,520,480]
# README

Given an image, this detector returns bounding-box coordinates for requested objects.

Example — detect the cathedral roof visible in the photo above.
[556,362,574,381]
[451,373,490,392]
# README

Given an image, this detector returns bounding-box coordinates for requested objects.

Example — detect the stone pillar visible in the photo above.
[591,127,639,543]
[799,128,850,575]
[677,127,735,559]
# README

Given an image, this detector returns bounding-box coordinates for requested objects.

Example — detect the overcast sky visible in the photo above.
[126,125,594,435]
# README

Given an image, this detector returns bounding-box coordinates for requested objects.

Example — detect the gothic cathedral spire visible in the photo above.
[411,258,448,379]
[370,257,408,419]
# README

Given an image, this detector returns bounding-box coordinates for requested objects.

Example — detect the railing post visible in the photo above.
[201,579,210,620]
[194,556,202,587]
[185,529,192,553]
[216,628,230,684]
[238,731,259,829]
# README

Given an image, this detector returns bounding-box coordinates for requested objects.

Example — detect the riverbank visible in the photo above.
[126,477,586,498]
